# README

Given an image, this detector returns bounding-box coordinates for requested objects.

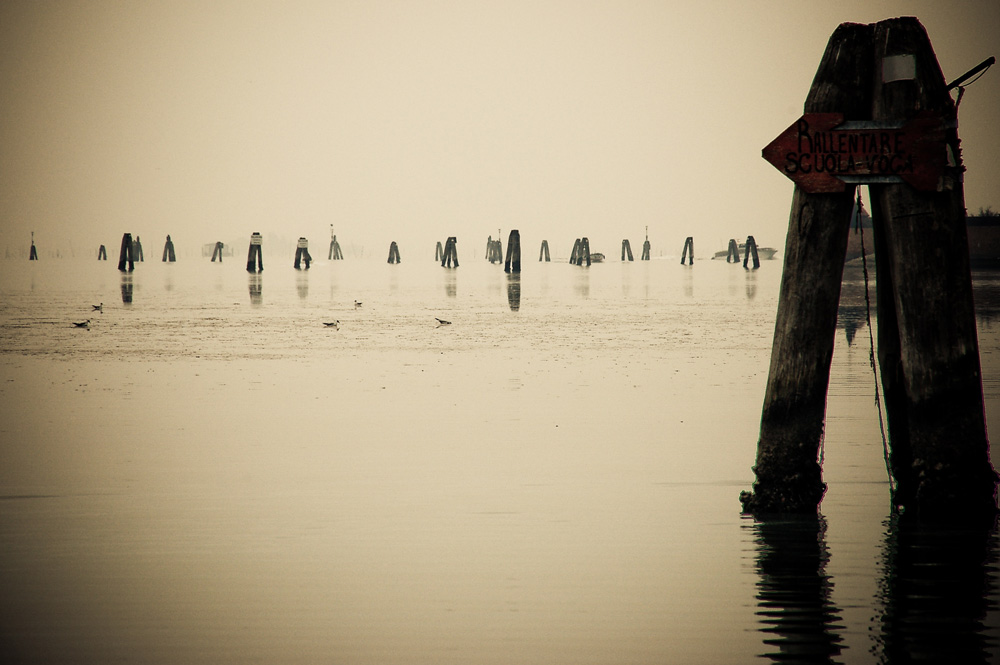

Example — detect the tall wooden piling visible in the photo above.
[641,227,651,261]
[570,238,581,264]
[744,235,760,269]
[504,230,521,273]
[680,237,694,264]
[622,239,634,261]
[246,232,263,272]
[211,241,224,262]
[294,237,312,269]
[539,240,550,262]
[117,233,135,272]
[741,22,873,515]
[486,236,503,263]
[727,239,740,263]
[134,236,144,262]
[329,233,343,260]
[29,232,38,260]
[441,237,459,267]
[162,235,176,262]
[435,241,444,262]
[98,245,107,260]
[387,241,401,264]
[868,19,995,521]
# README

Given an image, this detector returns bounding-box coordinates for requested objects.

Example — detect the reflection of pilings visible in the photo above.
[246,232,263,272]
[98,245,107,260]
[436,241,444,262]
[507,273,521,311]
[441,237,459,267]
[727,239,741,263]
[329,235,343,260]
[504,230,521,273]
[120,273,133,304]
[621,239,633,261]
[539,240,550,262]
[874,514,996,663]
[211,241,224,262]
[752,516,843,662]
[248,274,262,306]
[387,241,401,264]
[117,233,135,272]
[134,236,144,262]
[744,235,761,269]
[641,238,650,260]
[680,236,694,265]
[294,237,311,269]
[162,235,176,262]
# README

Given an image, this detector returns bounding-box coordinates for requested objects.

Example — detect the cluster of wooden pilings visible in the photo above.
[387,241,400,264]
[569,237,591,266]
[441,237,459,267]
[294,237,312,269]
[329,234,343,260]
[162,235,176,262]
[485,236,503,264]
[210,242,225,262]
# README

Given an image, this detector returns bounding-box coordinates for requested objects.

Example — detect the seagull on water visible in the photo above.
[323,320,340,329]
[354,300,362,308]
[92,302,103,312]
[73,319,91,328]
[435,317,451,326]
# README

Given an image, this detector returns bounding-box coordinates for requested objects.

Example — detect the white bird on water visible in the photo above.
[92,302,103,312]
[323,320,340,329]
[73,319,91,328]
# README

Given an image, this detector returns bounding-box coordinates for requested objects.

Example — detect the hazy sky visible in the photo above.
[2,0,998,258]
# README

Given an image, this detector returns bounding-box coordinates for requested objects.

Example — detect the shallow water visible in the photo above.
[0,254,997,664]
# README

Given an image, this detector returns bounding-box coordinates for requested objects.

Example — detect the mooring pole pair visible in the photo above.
[742,18,996,523]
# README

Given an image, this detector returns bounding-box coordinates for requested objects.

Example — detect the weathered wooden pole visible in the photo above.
[435,241,443,262]
[441,236,459,267]
[98,244,107,260]
[507,273,521,311]
[868,18,995,522]
[387,241,401,264]
[246,232,263,272]
[504,230,521,273]
[727,239,740,263]
[294,237,311,269]
[539,240,550,262]
[29,232,38,260]
[622,239,634,261]
[134,236,144,262]
[680,236,694,264]
[569,238,581,265]
[211,241,224,262]
[329,229,343,260]
[162,235,176,262]
[741,22,872,515]
[744,235,760,269]
[117,233,135,272]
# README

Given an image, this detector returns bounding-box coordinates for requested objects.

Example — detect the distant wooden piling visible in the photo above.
[134,236,144,262]
[486,236,503,263]
[539,240,550,262]
[387,241,401,264]
[211,241,224,262]
[622,239,634,261]
[117,233,135,272]
[29,232,38,260]
[246,232,263,272]
[727,239,740,263]
[162,235,176,262]
[441,237,459,267]
[294,237,312,269]
[504,230,521,273]
[680,237,694,265]
[743,235,760,269]
[570,238,591,266]
[436,241,444,262]
[329,234,343,260]
[98,245,107,260]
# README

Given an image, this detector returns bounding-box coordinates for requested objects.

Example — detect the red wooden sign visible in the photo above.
[762,111,946,193]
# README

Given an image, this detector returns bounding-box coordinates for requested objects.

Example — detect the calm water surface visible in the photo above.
[0,253,997,664]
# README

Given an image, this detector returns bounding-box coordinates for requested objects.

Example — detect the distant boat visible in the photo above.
[589,253,605,263]
[713,243,778,261]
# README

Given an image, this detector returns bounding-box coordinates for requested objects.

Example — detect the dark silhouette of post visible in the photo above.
[486,236,503,263]
[441,237,459,267]
[621,239,634,261]
[29,232,38,260]
[117,233,135,272]
[641,227,651,260]
[98,245,107,260]
[162,235,176,262]
[680,237,694,264]
[211,241,224,262]
[246,232,263,272]
[294,237,311,269]
[868,19,995,522]
[744,235,760,269]
[387,241,401,264]
[727,239,740,263]
[504,230,520,273]
[134,236,144,262]
[539,240,550,262]
[741,22,872,516]
[570,238,581,264]
[329,234,343,260]
[435,241,444,262]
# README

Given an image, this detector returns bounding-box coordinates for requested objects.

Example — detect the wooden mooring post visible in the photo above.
[680,236,694,264]
[294,237,312,269]
[329,228,343,260]
[117,233,135,272]
[641,226,651,260]
[539,240,550,262]
[387,241,401,264]
[570,237,591,266]
[98,245,107,261]
[29,232,38,260]
[435,241,444,262]
[726,239,740,263]
[211,241,224,262]
[486,236,503,263]
[246,232,263,272]
[134,236,144,262]
[621,239,634,261]
[743,235,760,269]
[504,230,521,273]
[162,235,176,262]
[441,237,459,267]
[742,18,996,522]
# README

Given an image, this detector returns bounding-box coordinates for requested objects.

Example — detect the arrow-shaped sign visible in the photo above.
[762,111,946,193]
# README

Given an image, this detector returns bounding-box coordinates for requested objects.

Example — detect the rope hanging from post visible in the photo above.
[858,191,895,495]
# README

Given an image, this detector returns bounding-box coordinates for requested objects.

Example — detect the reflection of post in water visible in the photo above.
[507,273,520,311]
[751,516,843,663]
[444,270,457,298]
[98,245,107,260]
[504,230,520,274]
[296,271,308,299]
[118,233,135,272]
[246,232,263,273]
[120,273,133,304]
[248,274,262,305]
[873,515,997,663]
